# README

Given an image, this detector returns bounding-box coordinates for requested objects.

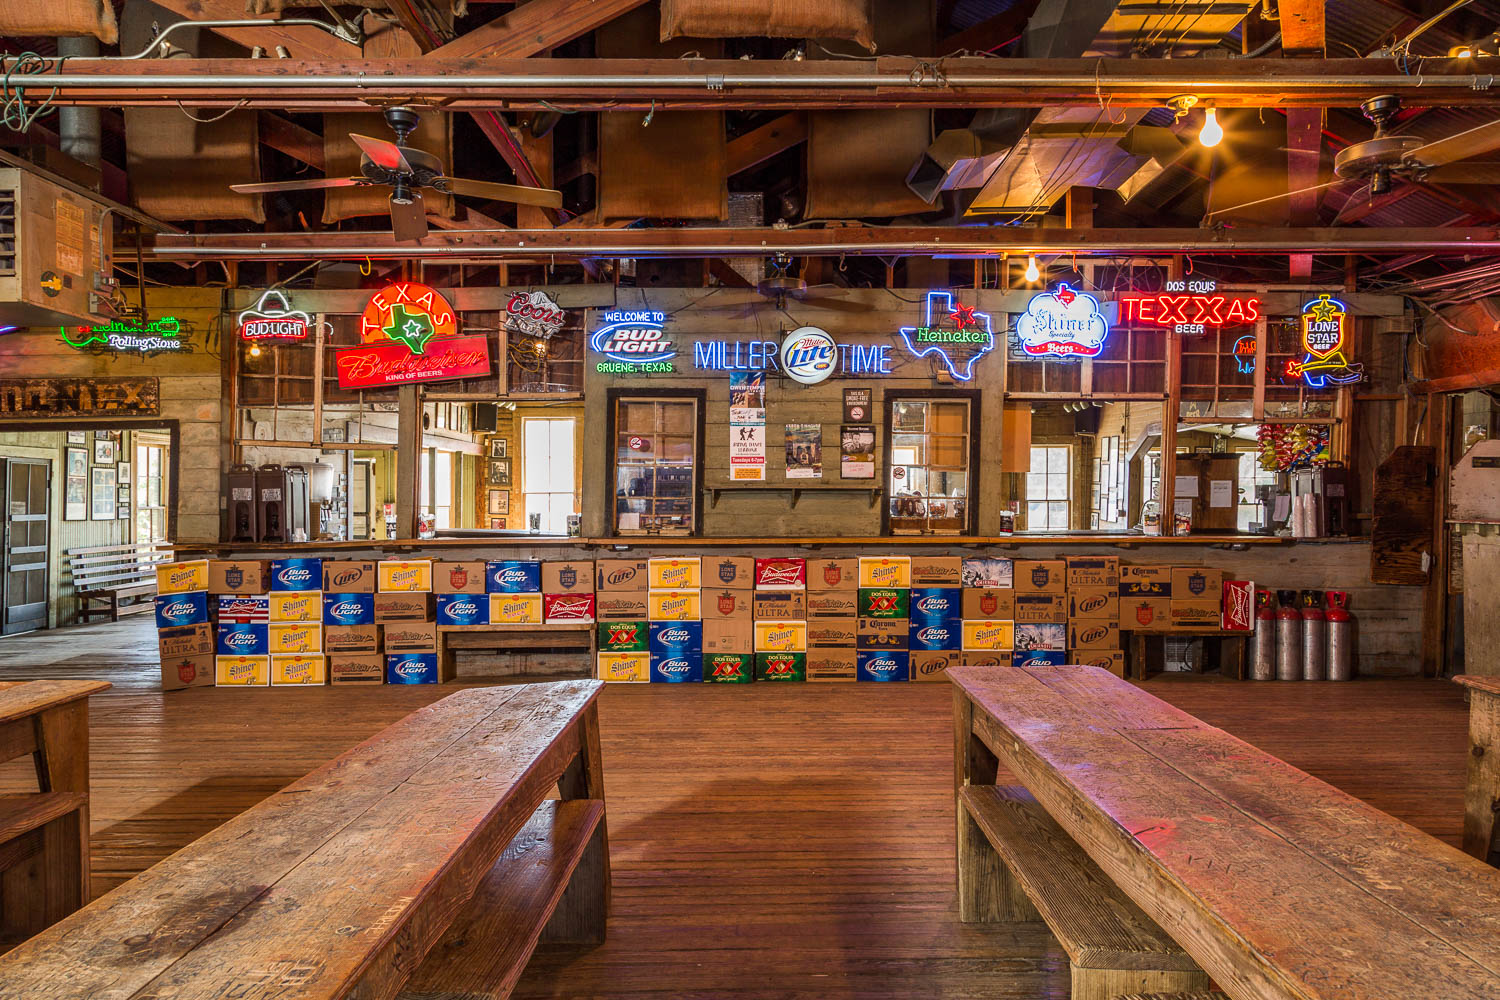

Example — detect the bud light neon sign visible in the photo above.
[1014,284,1110,360]
[590,310,675,373]
[899,291,996,381]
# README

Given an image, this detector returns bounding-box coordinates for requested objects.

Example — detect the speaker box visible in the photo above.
[474,403,498,433]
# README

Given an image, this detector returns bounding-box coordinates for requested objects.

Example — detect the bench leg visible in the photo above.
[556,702,610,935]
[32,700,91,911]
[1068,966,1211,1000]
[958,804,1039,923]
[1463,692,1500,862]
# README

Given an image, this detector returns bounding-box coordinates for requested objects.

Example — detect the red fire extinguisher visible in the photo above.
[1326,591,1355,681]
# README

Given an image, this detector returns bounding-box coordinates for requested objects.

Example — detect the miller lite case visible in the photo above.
[753,558,806,591]
[648,557,701,590]
[217,622,269,656]
[909,588,962,625]
[910,650,960,683]
[542,561,593,595]
[215,655,270,686]
[155,591,209,629]
[858,588,909,619]
[323,593,376,626]
[703,652,753,683]
[649,620,704,656]
[1014,623,1067,652]
[386,653,439,684]
[596,559,648,592]
[436,593,489,626]
[486,560,542,594]
[858,556,911,589]
[961,557,1013,589]
[597,651,650,683]
[156,560,209,595]
[1013,649,1068,668]
[908,621,962,651]
[1068,588,1119,622]
[217,595,270,624]
[543,593,596,624]
[650,654,702,683]
[271,653,326,685]
[597,620,648,652]
[323,560,376,593]
[378,560,433,593]
[857,650,909,682]
[755,651,806,682]
[268,591,322,623]
[270,558,323,592]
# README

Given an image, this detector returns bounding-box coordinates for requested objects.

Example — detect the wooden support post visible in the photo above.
[1422,394,1452,678]
[396,385,420,540]
[1460,683,1500,862]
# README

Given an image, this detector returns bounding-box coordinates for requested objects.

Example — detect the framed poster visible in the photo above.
[489,438,507,459]
[489,517,506,529]
[93,437,116,464]
[487,489,509,516]
[66,447,86,478]
[117,505,130,520]
[64,474,86,521]
[90,467,116,520]
[117,486,131,503]
[488,458,511,486]
[117,461,131,483]
[67,430,85,444]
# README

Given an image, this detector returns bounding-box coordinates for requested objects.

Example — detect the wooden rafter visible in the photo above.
[726,113,808,175]
[257,112,324,171]
[428,0,652,60]
[937,0,1041,55]
[147,0,363,58]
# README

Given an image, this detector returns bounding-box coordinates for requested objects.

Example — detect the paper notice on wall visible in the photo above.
[1209,479,1234,508]
[728,372,766,481]
[841,425,875,479]
[785,424,823,479]
[1174,475,1200,498]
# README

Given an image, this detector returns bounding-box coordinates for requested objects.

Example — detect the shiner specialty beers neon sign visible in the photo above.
[1014,284,1110,360]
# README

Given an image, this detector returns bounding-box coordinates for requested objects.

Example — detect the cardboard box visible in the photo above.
[648,557,701,590]
[155,591,209,629]
[753,590,807,620]
[754,620,808,652]
[1222,580,1255,631]
[1074,648,1126,677]
[958,651,1011,668]
[1120,564,1172,597]
[1068,588,1119,621]
[962,620,1015,651]
[386,653,439,684]
[1015,560,1067,594]
[1013,650,1068,668]
[910,587,962,624]
[806,558,858,592]
[158,623,212,659]
[704,556,755,590]
[807,591,859,618]
[806,649,857,682]
[1171,600,1223,629]
[650,654,702,683]
[436,593,489,626]
[432,561,487,594]
[649,620,704,656]
[1065,556,1120,589]
[961,557,1013,589]
[330,654,383,684]
[374,593,433,623]
[857,650,909,682]
[217,595,269,624]
[648,590,702,621]
[596,592,650,621]
[490,593,543,625]
[544,593,596,624]
[1171,567,1225,601]
[755,651,806,682]
[1068,620,1121,650]
[910,556,962,586]
[378,560,433,593]
[323,593,376,626]
[703,618,754,654]
[161,652,215,691]
[542,561,594,595]
[1015,622,1067,651]
[806,618,857,648]
[598,620,648,652]
[270,558,323,593]
[157,560,209,595]
[703,652,754,683]
[597,651,650,683]
[596,559,648,592]
[271,653,326,686]
[962,588,1015,620]
[323,560,376,593]
[382,621,437,653]
[268,622,322,654]
[702,589,753,620]
[754,558,806,590]
[325,624,380,654]
[911,649,961,683]
[485,560,541,594]
[857,617,908,650]
[858,587,909,619]
[1014,593,1069,624]
[216,622,268,656]
[269,590,322,623]
[215,655,270,686]
[207,560,267,595]
[909,620,962,651]
[858,556,911,588]
[1123,597,1172,629]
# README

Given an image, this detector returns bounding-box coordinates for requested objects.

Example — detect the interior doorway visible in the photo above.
[1,458,50,635]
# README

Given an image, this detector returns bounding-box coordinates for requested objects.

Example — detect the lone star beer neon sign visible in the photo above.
[1286,294,1363,388]
[360,281,457,355]
[899,290,996,381]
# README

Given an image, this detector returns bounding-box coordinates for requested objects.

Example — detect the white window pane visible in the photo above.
[1048,473,1068,497]
[1049,502,1068,527]
[1026,472,1046,497]
[1029,447,1046,471]
[1027,501,1048,525]
[1047,448,1068,474]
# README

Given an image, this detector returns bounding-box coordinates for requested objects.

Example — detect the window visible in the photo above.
[135,440,168,543]
[613,396,698,535]
[523,417,577,535]
[1026,446,1071,532]
[1236,449,1279,531]
[888,397,971,535]
[420,449,455,531]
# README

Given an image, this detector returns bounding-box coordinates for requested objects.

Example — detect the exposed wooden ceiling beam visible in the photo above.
[1280,0,1326,282]
[937,0,1041,55]
[727,113,808,175]
[146,1,363,59]
[429,0,652,60]
[257,112,324,171]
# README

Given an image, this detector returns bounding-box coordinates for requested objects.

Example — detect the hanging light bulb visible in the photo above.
[1025,256,1040,283]
[248,343,262,358]
[1199,106,1224,148]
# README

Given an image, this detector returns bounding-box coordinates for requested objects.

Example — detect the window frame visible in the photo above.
[880,388,980,537]
[521,415,578,535]
[605,387,705,538]
[1025,444,1072,533]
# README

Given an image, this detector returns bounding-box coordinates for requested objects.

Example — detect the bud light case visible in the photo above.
[703,652,753,683]
[270,558,323,592]
[386,653,439,684]
[650,654,702,683]
[649,620,703,656]
[908,622,962,651]
[598,620,648,652]
[485,560,542,594]
[216,622,269,656]
[217,595,269,624]
[155,591,209,629]
[322,593,375,626]
[436,594,489,626]
[1012,649,1068,668]
[909,587,962,625]
[857,650,910,682]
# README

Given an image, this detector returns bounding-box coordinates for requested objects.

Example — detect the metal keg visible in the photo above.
[1301,589,1327,681]
[1250,589,1276,681]
[1275,589,1302,681]
[1326,590,1355,681]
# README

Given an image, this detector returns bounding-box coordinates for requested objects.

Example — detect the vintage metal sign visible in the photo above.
[333,334,491,389]
[505,290,567,339]
[359,281,458,353]
[0,377,160,415]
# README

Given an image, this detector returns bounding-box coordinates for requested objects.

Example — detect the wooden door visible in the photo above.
[2,458,50,634]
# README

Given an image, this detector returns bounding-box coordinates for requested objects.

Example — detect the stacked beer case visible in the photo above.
[703,555,755,682]
[806,558,857,681]
[956,556,1014,678]
[596,558,650,682]
[379,560,436,683]
[907,557,963,682]
[753,557,807,681]
[1066,556,1123,676]
[323,560,381,683]
[207,557,324,686]
[648,557,702,682]
[155,560,217,690]
[1013,560,1067,667]
[857,556,910,681]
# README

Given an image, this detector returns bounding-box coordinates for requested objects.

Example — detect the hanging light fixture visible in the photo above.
[1025,256,1040,283]
[1199,106,1224,148]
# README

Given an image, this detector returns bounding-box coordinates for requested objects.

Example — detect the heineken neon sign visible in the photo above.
[899,290,996,381]
[61,317,185,354]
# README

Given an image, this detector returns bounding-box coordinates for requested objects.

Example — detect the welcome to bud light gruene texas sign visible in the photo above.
[591,310,675,373]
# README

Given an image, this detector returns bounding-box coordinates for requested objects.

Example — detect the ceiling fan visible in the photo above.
[754,255,866,311]
[230,106,564,242]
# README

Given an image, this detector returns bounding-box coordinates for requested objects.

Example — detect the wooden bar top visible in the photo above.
[0,680,110,726]
[950,664,1500,1000]
[1455,674,1500,697]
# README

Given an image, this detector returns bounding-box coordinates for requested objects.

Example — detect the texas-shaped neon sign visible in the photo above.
[898,290,995,381]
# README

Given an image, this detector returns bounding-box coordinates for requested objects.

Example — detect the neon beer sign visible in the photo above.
[1118,281,1260,335]
[899,290,996,381]
[1014,284,1110,360]
[1286,294,1362,387]
[590,310,675,372]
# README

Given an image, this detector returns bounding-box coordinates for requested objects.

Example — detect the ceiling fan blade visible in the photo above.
[231,177,364,194]
[1407,118,1500,168]
[441,176,563,209]
[1421,161,1500,184]
[1204,178,1348,220]
[351,133,413,174]
[390,192,429,243]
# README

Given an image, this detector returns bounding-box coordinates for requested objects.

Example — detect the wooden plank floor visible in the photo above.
[0,617,1473,998]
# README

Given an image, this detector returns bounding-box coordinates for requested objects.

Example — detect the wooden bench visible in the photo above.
[0,680,609,999]
[0,679,109,950]
[65,542,173,622]
[438,623,596,681]
[952,664,1500,1000]
[1455,674,1500,864]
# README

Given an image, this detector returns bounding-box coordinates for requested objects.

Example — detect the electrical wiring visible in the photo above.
[0,52,64,133]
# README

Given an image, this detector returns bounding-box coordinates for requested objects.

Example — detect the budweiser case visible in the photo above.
[754,558,806,590]
[1221,580,1254,631]
[544,593,596,623]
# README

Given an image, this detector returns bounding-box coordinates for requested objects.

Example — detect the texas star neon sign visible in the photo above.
[1014,284,1110,360]
[899,290,995,381]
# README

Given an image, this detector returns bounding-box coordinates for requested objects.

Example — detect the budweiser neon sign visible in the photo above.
[1117,281,1260,334]
[238,289,310,341]
[334,334,491,389]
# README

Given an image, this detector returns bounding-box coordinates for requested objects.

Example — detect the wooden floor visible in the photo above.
[0,617,1473,998]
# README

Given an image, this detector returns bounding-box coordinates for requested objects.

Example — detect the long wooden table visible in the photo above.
[0,680,607,999]
[1455,674,1500,863]
[950,664,1500,1000]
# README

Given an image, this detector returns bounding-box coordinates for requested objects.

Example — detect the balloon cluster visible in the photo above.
[1257,423,1330,472]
